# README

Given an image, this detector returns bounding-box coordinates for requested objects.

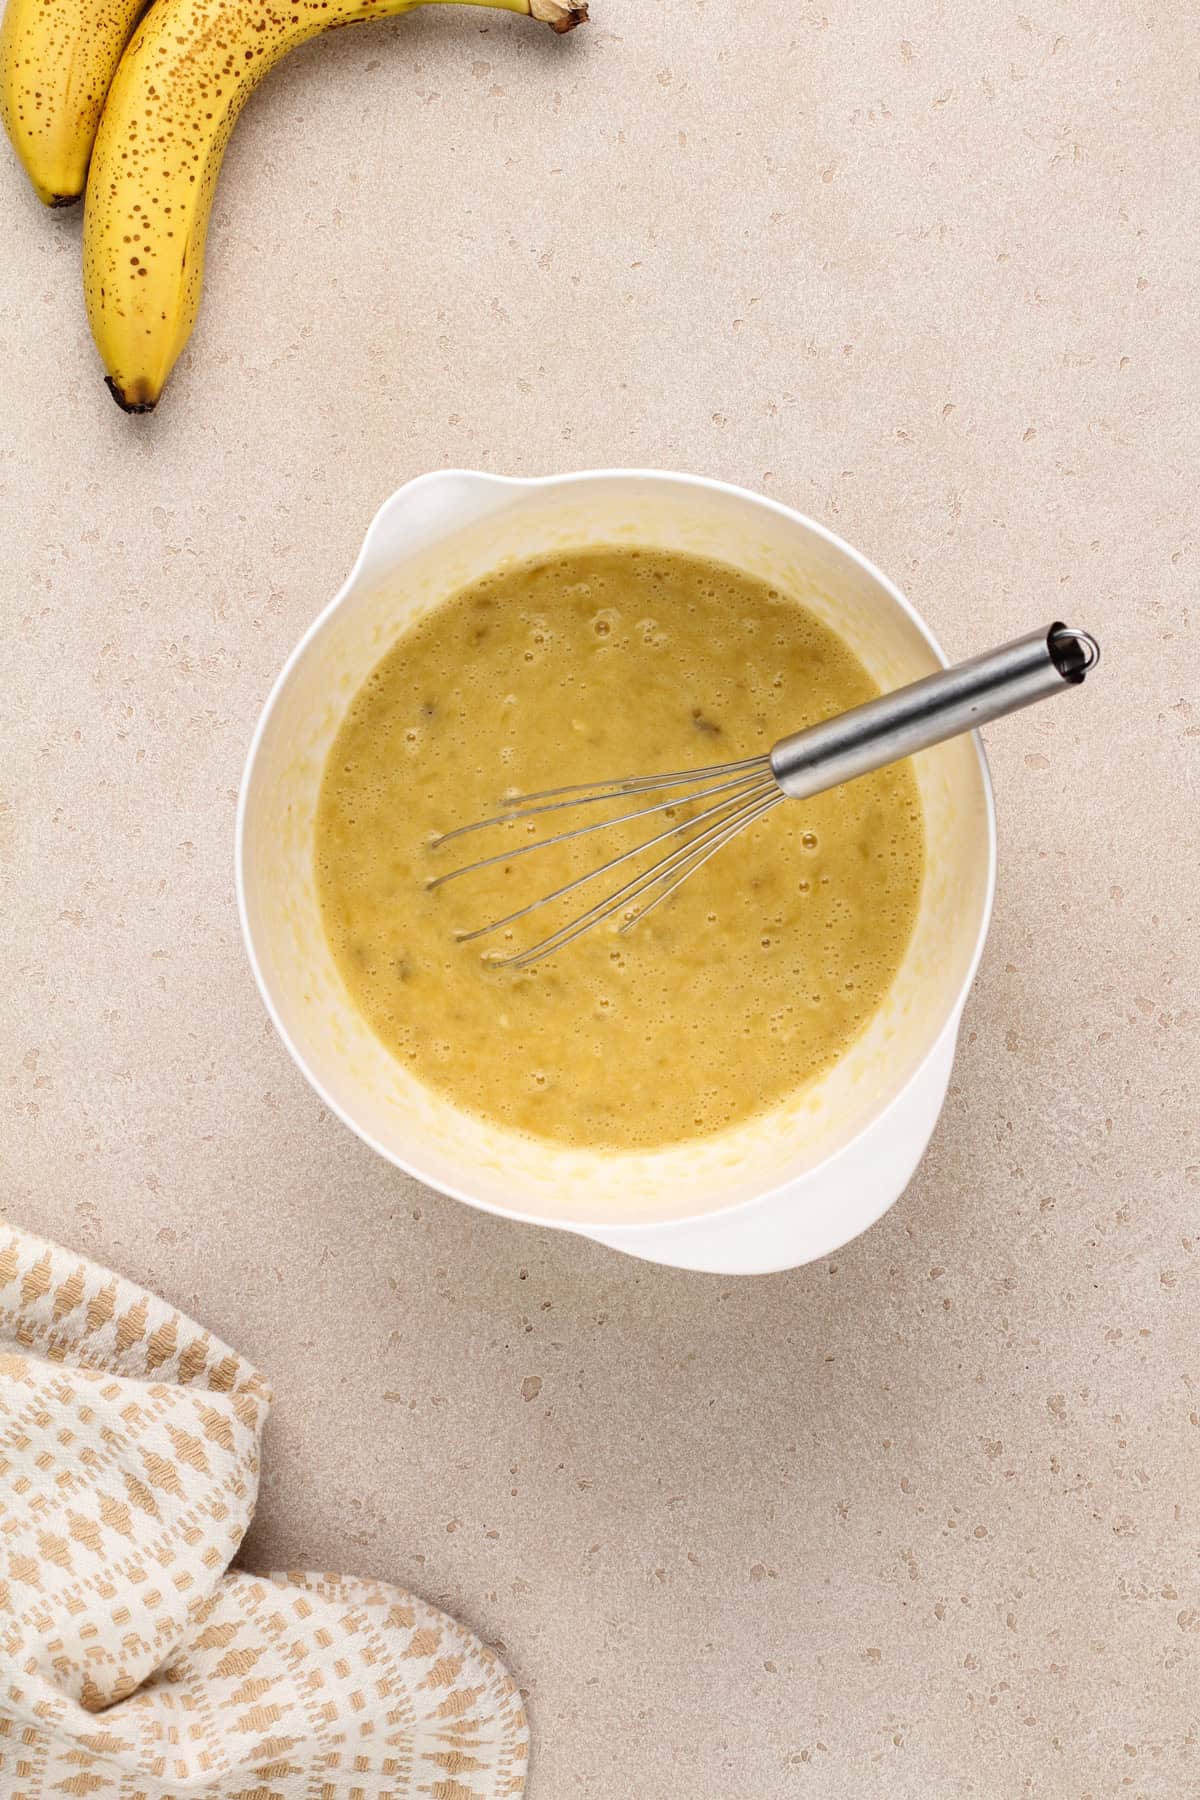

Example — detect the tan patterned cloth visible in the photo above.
[0,1223,528,1799]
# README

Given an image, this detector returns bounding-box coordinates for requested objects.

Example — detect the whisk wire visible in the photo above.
[428,764,772,884]
[487,782,783,970]
[431,754,771,849]
[495,751,771,810]
[617,790,785,936]
[451,772,778,949]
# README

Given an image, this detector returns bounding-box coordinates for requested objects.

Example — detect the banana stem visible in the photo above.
[529,0,588,28]
[347,0,586,32]
[414,0,585,24]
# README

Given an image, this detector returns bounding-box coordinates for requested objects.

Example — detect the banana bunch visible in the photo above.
[2,0,585,409]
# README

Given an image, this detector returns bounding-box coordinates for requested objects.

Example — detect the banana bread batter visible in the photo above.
[315,547,924,1149]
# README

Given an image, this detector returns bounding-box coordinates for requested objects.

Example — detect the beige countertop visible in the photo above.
[2,1,1196,1792]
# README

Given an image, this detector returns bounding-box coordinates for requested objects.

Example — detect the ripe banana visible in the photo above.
[0,0,147,205]
[83,0,586,412]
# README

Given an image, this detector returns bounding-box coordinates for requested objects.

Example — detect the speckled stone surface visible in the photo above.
[1,2,1196,1793]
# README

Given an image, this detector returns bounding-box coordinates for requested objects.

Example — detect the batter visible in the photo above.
[315,547,924,1149]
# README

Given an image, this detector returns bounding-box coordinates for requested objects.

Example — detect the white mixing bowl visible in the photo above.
[236,470,995,1273]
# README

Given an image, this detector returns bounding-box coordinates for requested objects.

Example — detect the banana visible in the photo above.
[83,0,586,412]
[0,0,148,205]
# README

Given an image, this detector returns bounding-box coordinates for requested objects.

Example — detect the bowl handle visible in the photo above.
[578,1024,962,1275]
[350,470,531,591]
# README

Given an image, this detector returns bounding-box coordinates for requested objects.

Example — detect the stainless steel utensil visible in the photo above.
[429,621,1100,969]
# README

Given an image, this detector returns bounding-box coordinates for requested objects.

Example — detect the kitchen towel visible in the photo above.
[0,1222,528,1798]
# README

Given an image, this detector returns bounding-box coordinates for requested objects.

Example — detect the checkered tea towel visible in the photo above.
[0,1222,527,1798]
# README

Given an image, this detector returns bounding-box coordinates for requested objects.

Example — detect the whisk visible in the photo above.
[429,621,1100,969]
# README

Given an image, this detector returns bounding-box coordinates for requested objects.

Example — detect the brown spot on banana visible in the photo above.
[84,0,586,412]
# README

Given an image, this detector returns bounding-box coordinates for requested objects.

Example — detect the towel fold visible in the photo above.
[0,1223,528,1798]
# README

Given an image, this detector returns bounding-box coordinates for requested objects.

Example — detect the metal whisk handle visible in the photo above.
[769,622,1100,801]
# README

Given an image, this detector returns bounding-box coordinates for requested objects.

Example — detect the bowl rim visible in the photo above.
[235,467,998,1234]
